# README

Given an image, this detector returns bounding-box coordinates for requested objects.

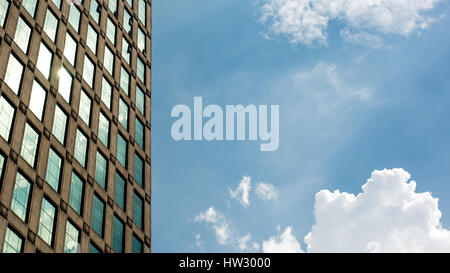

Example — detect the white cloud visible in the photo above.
[340,29,387,49]
[305,168,450,252]
[229,176,252,208]
[256,183,279,201]
[238,234,260,252]
[259,0,443,46]
[263,226,303,253]
[195,207,231,245]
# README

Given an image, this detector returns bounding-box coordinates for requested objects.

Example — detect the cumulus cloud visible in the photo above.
[256,183,279,201]
[305,168,450,252]
[229,176,252,208]
[263,226,303,253]
[259,0,443,46]
[195,207,231,245]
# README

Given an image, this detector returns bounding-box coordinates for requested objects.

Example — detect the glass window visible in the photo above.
[64,221,79,253]
[22,0,37,17]
[68,4,81,32]
[120,66,130,96]
[52,105,67,144]
[21,123,39,167]
[104,45,114,75]
[90,0,100,24]
[46,148,62,192]
[106,17,116,45]
[138,27,146,53]
[138,0,146,26]
[51,0,61,9]
[136,86,145,115]
[135,118,144,149]
[79,90,91,126]
[98,112,109,147]
[90,243,101,253]
[37,43,53,80]
[69,172,84,214]
[121,38,130,65]
[0,96,15,141]
[0,154,4,178]
[74,129,88,168]
[87,24,98,54]
[95,151,107,189]
[133,192,143,229]
[83,56,95,88]
[125,0,133,8]
[101,77,112,109]
[123,9,131,35]
[91,195,105,237]
[112,215,123,253]
[0,1,9,27]
[64,32,77,66]
[133,235,143,253]
[118,98,128,129]
[5,54,24,95]
[11,173,31,222]
[14,17,32,53]
[2,228,23,253]
[134,153,144,188]
[43,9,58,42]
[114,173,125,210]
[29,80,47,120]
[117,134,127,167]
[137,57,145,84]
[58,66,73,103]
[38,197,56,246]
[108,0,117,14]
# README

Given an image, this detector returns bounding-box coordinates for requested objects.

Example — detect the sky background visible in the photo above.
[152,0,450,252]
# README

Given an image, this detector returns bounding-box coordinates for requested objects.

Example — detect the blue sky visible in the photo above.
[152,0,450,252]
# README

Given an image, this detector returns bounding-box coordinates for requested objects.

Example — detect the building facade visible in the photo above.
[0,0,151,253]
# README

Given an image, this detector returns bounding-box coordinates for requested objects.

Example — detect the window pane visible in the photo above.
[21,123,39,167]
[51,0,61,9]
[112,216,123,253]
[46,148,62,192]
[0,154,4,178]
[87,24,98,54]
[138,27,145,53]
[0,96,15,141]
[98,112,109,147]
[101,77,112,109]
[69,172,84,214]
[117,134,127,167]
[133,235,143,253]
[74,129,88,167]
[11,173,31,222]
[138,0,146,26]
[106,18,116,45]
[123,9,131,35]
[64,221,79,253]
[121,38,130,65]
[136,86,145,115]
[29,80,47,120]
[137,57,145,84]
[90,0,100,24]
[58,67,73,102]
[104,45,114,75]
[114,173,125,210]
[43,9,58,42]
[2,228,22,253]
[118,98,128,129]
[0,1,9,27]
[79,90,91,126]
[5,54,24,95]
[95,151,107,189]
[91,195,105,236]
[38,198,56,246]
[108,0,117,14]
[133,192,143,229]
[22,0,37,17]
[37,43,53,79]
[83,56,95,88]
[134,153,143,187]
[52,105,67,144]
[120,67,129,96]
[125,0,133,8]
[135,118,144,149]
[14,17,32,53]
[90,243,101,253]
[68,4,81,32]
[64,33,77,66]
